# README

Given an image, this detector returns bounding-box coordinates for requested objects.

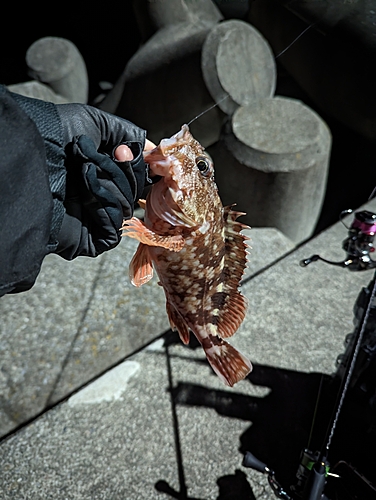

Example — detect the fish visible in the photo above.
[121,125,252,386]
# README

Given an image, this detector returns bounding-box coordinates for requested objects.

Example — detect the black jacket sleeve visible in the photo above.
[0,85,54,296]
[0,86,148,297]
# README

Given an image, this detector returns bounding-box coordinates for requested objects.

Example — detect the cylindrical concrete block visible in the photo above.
[201,20,276,115]
[100,20,226,147]
[208,97,332,243]
[26,37,88,103]
[7,81,69,104]
[133,0,223,41]
[101,19,277,149]
[106,27,226,147]
[100,0,224,145]
[247,0,376,141]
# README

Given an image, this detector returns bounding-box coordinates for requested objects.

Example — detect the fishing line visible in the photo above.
[187,94,230,126]
[368,185,376,200]
[275,23,316,59]
[187,22,316,127]
[306,373,325,451]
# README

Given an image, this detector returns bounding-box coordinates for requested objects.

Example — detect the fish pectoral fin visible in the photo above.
[129,243,154,287]
[166,302,190,344]
[121,217,184,251]
[202,336,252,387]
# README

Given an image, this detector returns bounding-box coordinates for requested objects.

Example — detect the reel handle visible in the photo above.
[300,255,346,268]
[242,451,269,473]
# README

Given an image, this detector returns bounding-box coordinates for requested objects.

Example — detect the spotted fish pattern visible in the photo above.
[122,125,252,386]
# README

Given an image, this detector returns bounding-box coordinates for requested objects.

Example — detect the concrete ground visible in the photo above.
[1,200,376,499]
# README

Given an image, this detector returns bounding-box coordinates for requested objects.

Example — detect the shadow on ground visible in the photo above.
[155,332,376,499]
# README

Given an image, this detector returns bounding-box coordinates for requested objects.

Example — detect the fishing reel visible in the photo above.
[242,449,335,500]
[300,210,376,271]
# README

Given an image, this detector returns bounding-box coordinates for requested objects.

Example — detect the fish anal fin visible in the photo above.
[129,243,153,287]
[166,301,190,344]
[203,337,252,387]
[121,217,184,252]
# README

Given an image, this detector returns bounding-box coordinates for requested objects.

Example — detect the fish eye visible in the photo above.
[195,156,211,176]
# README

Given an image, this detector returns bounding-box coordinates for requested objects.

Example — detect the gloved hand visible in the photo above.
[11,91,148,260]
[56,103,147,259]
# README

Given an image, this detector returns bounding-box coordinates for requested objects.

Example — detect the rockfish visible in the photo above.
[121,125,252,386]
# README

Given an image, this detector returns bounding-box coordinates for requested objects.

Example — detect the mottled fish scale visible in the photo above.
[154,231,224,329]
[122,125,252,386]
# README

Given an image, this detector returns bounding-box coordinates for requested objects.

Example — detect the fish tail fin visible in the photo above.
[203,341,252,387]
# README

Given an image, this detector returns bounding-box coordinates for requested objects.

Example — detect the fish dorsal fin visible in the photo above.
[211,206,249,338]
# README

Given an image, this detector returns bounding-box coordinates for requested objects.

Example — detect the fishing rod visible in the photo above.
[243,209,376,499]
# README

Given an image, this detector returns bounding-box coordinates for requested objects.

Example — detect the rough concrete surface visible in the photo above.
[0,219,294,437]
[0,254,104,436]
[48,236,169,406]
[0,237,168,435]
[1,200,375,498]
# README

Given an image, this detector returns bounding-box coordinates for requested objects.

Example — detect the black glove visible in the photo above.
[11,93,147,259]
[56,104,147,259]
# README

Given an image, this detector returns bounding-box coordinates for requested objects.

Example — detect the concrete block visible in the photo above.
[133,0,223,41]
[100,16,225,147]
[102,18,277,149]
[6,81,69,104]
[201,19,276,115]
[26,37,88,103]
[106,24,226,147]
[8,37,88,104]
[210,97,332,243]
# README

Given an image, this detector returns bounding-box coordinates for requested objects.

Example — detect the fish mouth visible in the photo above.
[143,150,173,177]
[143,125,191,178]
[143,144,191,206]
[159,125,190,153]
